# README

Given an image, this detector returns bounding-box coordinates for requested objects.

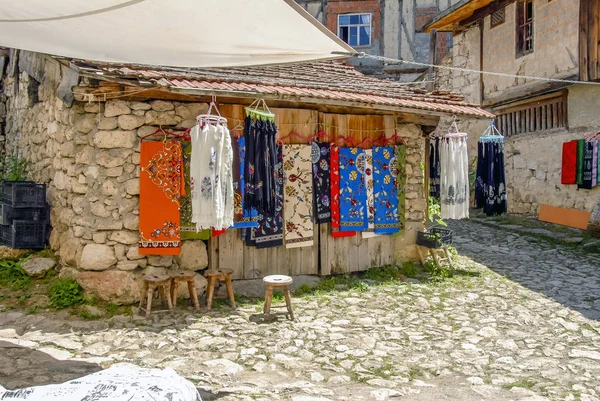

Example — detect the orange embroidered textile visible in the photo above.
[139,140,185,255]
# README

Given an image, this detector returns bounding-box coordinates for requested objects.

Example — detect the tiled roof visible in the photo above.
[75,61,493,119]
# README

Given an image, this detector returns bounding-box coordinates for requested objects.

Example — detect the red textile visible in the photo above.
[562,140,578,184]
[212,229,226,237]
[330,145,355,238]
[139,140,184,255]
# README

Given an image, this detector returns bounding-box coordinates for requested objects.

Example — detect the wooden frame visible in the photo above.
[516,0,534,58]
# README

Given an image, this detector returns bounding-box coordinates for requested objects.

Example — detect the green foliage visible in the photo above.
[1,156,28,181]
[348,280,369,293]
[0,260,31,290]
[17,292,31,304]
[294,284,313,297]
[314,277,337,292]
[469,156,478,202]
[446,245,459,261]
[48,278,85,309]
[271,291,285,301]
[363,264,401,282]
[428,198,447,227]
[423,260,453,282]
[27,305,39,314]
[400,262,419,278]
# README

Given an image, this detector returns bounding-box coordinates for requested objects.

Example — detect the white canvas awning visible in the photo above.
[0,0,355,68]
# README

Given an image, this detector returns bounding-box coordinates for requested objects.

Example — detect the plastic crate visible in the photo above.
[1,181,46,208]
[0,202,49,225]
[416,227,453,249]
[0,221,47,249]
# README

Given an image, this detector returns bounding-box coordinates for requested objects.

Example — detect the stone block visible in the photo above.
[72,197,87,214]
[84,102,102,113]
[104,100,131,117]
[147,255,173,267]
[22,258,56,278]
[123,215,139,231]
[90,202,111,218]
[118,114,145,130]
[145,110,179,126]
[60,141,76,157]
[130,101,152,111]
[98,117,118,130]
[126,246,145,260]
[117,261,138,271]
[79,244,117,271]
[137,125,158,138]
[96,149,131,168]
[175,103,208,120]
[110,230,139,245]
[73,226,85,238]
[176,240,208,270]
[125,178,140,195]
[75,147,94,165]
[101,180,118,196]
[96,219,124,230]
[73,113,96,134]
[84,166,100,179]
[114,244,126,261]
[151,100,175,111]
[72,182,88,194]
[105,166,124,177]
[76,270,141,304]
[93,130,137,149]
[93,232,107,244]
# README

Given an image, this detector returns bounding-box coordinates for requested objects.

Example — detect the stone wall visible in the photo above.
[2,71,209,304]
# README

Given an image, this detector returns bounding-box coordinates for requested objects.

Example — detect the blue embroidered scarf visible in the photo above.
[373,146,399,235]
[338,147,367,231]
[233,136,259,228]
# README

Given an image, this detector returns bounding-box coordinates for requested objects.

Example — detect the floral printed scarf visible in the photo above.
[311,142,331,223]
[283,145,314,248]
[330,145,355,238]
[373,146,399,235]
[339,147,367,232]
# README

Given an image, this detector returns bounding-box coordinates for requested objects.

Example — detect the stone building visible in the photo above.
[295,0,463,80]
[424,0,600,215]
[0,49,489,303]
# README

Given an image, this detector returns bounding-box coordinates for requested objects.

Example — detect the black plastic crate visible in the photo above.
[0,221,47,249]
[416,227,453,249]
[1,181,46,208]
[0,202,49,225]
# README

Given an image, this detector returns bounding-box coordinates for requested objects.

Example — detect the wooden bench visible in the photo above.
[138,274,173,318]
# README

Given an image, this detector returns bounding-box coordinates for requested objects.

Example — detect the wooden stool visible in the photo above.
[263,275,294,321]
[416,245,454,270]
[205,268,236,310]
[169,271,200,311]
[138,274,173,318]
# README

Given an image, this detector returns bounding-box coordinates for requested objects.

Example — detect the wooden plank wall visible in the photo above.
[209,105,399,278]
[580,0,600,82]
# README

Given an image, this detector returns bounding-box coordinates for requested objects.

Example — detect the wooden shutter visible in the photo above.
[580,0,600,81]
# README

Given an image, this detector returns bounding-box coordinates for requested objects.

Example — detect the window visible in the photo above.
[516,0,534,57]
[338,14,371,46]
[491,7,505,28]
[493,92,567,137]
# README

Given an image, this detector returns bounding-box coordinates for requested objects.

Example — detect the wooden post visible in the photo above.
[427,29,438,92]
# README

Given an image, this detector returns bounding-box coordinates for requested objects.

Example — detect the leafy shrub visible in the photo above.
[0,260,31,290]
[400,262,419,278]
[48,278,85,309]
[364,265,401,282]
[1,156,28,181]
[294,284,313,297]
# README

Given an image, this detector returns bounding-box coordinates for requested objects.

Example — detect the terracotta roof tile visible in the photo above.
[75,60,493,118]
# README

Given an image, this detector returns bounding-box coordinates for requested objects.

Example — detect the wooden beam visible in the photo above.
[427,29,438,92]
[459,0,515,29]
[482,74,577,108]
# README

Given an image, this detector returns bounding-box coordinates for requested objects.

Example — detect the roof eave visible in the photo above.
[421,0,494,33]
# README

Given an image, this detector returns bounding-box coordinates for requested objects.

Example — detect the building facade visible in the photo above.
[295,0,463,80]
[426,0,600,215]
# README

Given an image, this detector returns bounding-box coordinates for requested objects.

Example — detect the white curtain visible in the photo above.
[440,137,469,220]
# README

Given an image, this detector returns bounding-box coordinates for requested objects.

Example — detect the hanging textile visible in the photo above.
[576,139,585,185]
[180,140,210,240]
[561,140,578,185]
[475,141,486,208]
[139,140,184,255]
[593,141,598,187]
[252,143,284,248]
[494,142,508,215]
[440,138,469,219]
[190,123,234,231]
[283,144,314,248]
[395,144,407,233]
[598,140,600,186]
[233,136,259,228]
[362,149,378,239]
[311,142,331,224]
[330,145,355,238]
[373,146,399,235]
[339,147,368,232]
[429,138,441,201]
[581,141,596,189]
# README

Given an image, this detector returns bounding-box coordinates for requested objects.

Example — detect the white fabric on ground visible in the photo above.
[0,363,201,401]
[0,0,354,67]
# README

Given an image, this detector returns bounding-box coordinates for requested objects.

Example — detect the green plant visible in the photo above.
[364,265,401,282]
[0,260,31,290]
[48,278,85,309]
[17,292,31,304]
[348,280,369,292]
[423,260,453,282]
[1,156,28,181]
[27,305,39,314]
[294,284,313,297]
[469,156,478,204]
[428,197,446,227]
[400,262,419,278]
[314,277,337,292]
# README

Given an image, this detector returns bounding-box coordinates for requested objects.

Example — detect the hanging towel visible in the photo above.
[441,138,469,219]
[395,144,407,233]
[373,146,399,235]
[330,145,355,238]
[311,141,331,223]
[139,140,184,255]
[576,139,585,185]
[253,143,284,248]
[593,140,598,187]
[475,141,486,208]
[233,136,259,228]
[283,145,314,248]
[247,119,278,216]
[496,142,508,215]
[561,140,578,185]
[180,140,210,240]
[429,138,441,201]
[581,141,596,189]
[362,149,378,239]
[339,147,368,232]
[190,124,234,230]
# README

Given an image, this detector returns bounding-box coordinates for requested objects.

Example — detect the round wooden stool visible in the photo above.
[138,274,173,318]
[205,268,236,310]
[169,271,200,311]
[263,275,294,321]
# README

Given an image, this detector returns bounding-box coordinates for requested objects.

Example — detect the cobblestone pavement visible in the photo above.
[2,220,600,401]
